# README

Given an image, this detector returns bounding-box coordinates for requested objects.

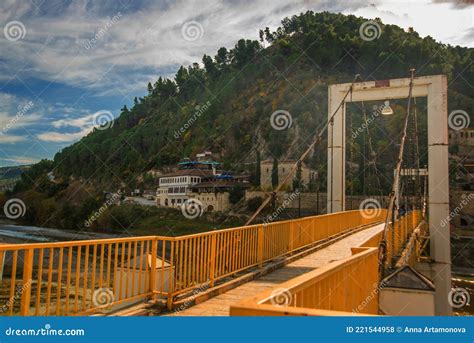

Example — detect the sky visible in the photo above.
[0,0,472,167]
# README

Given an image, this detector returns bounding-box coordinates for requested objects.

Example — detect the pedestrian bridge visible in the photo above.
[0,209,425,316]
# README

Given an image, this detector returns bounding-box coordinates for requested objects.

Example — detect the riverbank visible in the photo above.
[0,221,119,244]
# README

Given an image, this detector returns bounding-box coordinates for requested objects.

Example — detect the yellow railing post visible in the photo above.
[288,222,294,252]
[149,239,158,300]
[209,234,217,287]
[167,240,175,310]
[20,248,34,316]
[257,225,264,267]
[0,250,5,282]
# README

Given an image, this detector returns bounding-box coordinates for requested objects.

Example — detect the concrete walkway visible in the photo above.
[165,223,384,316]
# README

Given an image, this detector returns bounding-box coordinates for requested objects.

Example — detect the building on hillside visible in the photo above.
[449,127,474,146]
[189,178,250,212]
[196,151,219,162]
[156,169,214,207]
[449,128,474,157]
[157,152,250,211]
[260,159,317,190]
[156,158,250,212]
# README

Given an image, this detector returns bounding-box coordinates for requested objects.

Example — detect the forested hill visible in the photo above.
[20,11,474,191]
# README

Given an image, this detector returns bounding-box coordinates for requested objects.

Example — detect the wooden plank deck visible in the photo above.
[165,223,384,316]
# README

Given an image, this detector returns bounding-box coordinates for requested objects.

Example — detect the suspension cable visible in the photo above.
[360,100,384,199]
[412,97,424,212]
[379,69,416,274]
[348,92,355,210]
[245,74,361,226]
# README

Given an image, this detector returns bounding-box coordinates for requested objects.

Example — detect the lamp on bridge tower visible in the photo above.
[381,100,394,116]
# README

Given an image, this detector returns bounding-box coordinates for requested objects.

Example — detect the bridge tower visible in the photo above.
[326,75,451,315]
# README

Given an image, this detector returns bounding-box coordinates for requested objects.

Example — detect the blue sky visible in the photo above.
[0,0,472,167]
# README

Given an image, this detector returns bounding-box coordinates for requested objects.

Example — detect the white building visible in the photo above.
[156,169,213,207]
[449,127,474,146]
[260,159,317,190]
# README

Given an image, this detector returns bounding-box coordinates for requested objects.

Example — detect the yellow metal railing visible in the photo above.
[230,247,380,316]
[0,210,386,316]
[0,236,164,316]
[229,211,424,317]
[385,210,423,268]
[168,210,386,298]
[395,212,427,268]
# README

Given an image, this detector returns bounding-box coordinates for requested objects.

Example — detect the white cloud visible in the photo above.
[0,156,38,164]
[51,113,96,129]
[38,110,115,142]
[36,127,91,142]
[0,133,27,143]
[349,0,474,47]
[1,0,470,97]
[0,93,41,133]
[0,0,472,154]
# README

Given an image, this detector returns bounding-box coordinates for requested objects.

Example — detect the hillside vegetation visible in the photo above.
[10,11,473,232]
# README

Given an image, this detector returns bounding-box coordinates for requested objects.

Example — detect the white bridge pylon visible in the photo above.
[326,75,451,315]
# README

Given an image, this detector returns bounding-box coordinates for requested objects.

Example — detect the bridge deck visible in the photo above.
[165,223,384,316]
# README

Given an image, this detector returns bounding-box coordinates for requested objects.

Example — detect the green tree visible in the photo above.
[255,150,261,187]
[229,185,245,204]
[271,157,279,189]
[215,47,229,67]
[292,160,302,191]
